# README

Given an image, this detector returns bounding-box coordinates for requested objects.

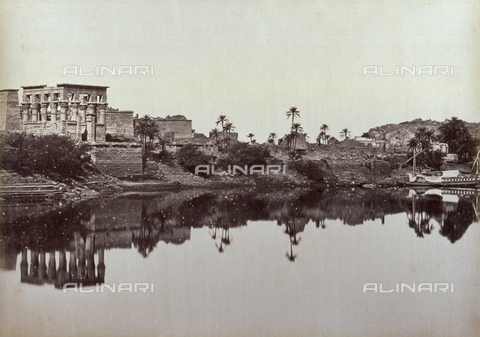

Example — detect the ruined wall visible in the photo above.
[89,143,142,177]
[105,110,134,139]
[0,90,21,132]
[156,119,192,139]
[210,132,239,142]
[279,133,307,150]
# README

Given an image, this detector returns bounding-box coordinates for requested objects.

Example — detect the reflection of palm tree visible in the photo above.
[133,201,158,258]
[283,216,301,262]
[209,226,217,240]
[407,195,434,238]
[221,226,231,246]
[286,240,298,262]
[285,219,301,246]
[212,218,232,253]
[316,216,326,229]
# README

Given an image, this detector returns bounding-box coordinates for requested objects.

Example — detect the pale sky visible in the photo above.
[1,0,479,142]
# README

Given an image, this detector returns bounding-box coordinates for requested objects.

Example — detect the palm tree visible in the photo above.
[282,133,295,151]
[224,122,235,147]
[268,132,277,144]
[317,131,324,145]
[286,107,300,127]
[407,137,420,175]
[157,135,171,152]
[339,128,351,140]
[407,137,420,152]
[215,115,228,129]
[291,122,304,150]
[320,124,329,144]
[216,115,229,146]
[210,127,220,144]
[247,133,255,144]
[135,115,159,173]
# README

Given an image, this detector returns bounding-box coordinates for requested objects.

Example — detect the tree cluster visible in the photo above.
[1,133,92,179]
[439,117,477,163]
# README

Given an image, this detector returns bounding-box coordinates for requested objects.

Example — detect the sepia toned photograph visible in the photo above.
[0,1,479,336]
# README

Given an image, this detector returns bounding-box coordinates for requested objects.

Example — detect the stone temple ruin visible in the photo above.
[1,84,137,142]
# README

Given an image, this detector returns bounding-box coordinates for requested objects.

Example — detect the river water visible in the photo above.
[1,187,479,337]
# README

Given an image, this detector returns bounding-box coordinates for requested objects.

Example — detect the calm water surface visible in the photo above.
[1,187,479,337]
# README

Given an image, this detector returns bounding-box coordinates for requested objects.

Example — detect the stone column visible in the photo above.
[78,104,87,140]
[79,103,87,122]
[40,102,48,122]
[97,103,107,124]
[86,103,97,142]
[20,103,31,122]
[70,102,79,121]
[31,103,39,122]
[59,101,68,122]
[50,102,58,123]
[76,114,82,140]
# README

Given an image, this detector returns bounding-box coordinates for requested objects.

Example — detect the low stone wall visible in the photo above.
[89,143,142,177]
[23,121,65,135]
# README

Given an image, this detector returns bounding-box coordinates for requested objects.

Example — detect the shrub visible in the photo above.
[176,144,212,173]
[216,142,271,169]
[439,117,477,163]
[1,133,92,179]
[291,159,336,184]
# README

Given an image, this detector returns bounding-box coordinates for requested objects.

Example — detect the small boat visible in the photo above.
[406,148,480,187]
[407,170,478,187]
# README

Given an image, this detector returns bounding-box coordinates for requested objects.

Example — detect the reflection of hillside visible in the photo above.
[406,192,478,243]
[440,198,477,243]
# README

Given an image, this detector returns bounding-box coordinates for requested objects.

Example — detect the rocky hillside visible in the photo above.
[364,118,479,152]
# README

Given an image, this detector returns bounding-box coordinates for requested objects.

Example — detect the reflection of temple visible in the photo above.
[19,233,105,289]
